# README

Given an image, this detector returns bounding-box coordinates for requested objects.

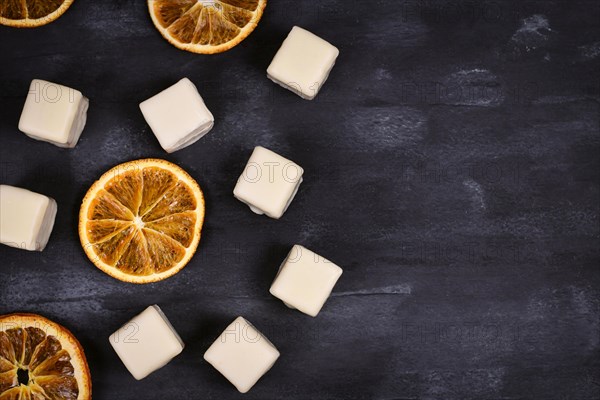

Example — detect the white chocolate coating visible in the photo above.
[18,79,89,148]
[109,305,184,380]
[267,26,339,100]
[270,245,343,317]
[0,185,57,251]
[233,146,304,219]
[204,317,280,393]
[140,78,214,153]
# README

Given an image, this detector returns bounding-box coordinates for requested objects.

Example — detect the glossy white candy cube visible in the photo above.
[0,185,57,251]
[233,146,304,219]
[204,317,280,393]
[267,26,339,100]
[109,305,184,380]
[140,78,214,153]
[18,79,89,148]
[270,245,343,317]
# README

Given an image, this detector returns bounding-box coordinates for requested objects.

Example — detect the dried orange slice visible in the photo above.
[148,0,267,54]
[0,313,91,400]
[0,0,75,28]
[79,159,205,284]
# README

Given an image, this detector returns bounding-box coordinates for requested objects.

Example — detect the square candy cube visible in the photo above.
[270,245,343,317]
[233,146,304,219]
[18,79,89,148]
[204,317,280,393]
[109,305,184,380]
[0,185,57,252]
[140,78,214,153]
[267,26,339,100]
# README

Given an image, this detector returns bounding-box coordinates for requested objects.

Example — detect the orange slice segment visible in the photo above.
[143,229,186,273]
[79,159,205,284]
[145,211,197,247]
[0,0,75,28]
[87,190,135,222]
[84,220,132,243]
[148,0,267,54]
[0,314,91,400]
[141,182,198,222]
[139,167,178,216]
[105,169,143,215]
[89,226,136,267]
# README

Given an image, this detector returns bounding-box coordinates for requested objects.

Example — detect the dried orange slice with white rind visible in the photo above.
[148,0,267,54]
[0,313,91,400]
[79,159,205,284]
[0,0,75,28]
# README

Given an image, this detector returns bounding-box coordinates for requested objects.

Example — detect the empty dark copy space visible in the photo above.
[1,0,599,399]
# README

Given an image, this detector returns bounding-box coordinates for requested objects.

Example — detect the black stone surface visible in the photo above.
[1,1,599,399]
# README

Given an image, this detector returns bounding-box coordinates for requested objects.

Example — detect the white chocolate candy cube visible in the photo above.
[109,305,184,380]
[139,78,214,153]
[18,79,89,148]
[267,26,339,100]
[0,185,57,251]
[204,317,280,393]
[233,146,304,219]
[270,245,343,317]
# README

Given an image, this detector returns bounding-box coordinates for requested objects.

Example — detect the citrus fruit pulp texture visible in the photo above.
[0,0,74,27]
[149,0,267,53]
[79,159,204,284]
[0,314,90,400]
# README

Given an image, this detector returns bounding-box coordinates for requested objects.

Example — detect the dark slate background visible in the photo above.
[1,0,599,399]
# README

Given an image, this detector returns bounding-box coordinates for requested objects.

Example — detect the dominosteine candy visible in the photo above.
[270,245,343,317]
[109,305,184,380]
[18,79,89,148]
[0,185,57,251]
[204,317,280,393]
[139,78,214,153]
[233,146,304,219]
[267,26,339,100]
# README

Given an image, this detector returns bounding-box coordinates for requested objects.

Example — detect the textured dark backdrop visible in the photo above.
[1,1,599,399]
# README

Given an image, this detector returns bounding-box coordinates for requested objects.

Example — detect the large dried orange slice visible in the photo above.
[79,159,205,284]
[0,313,91,400]
[0,0,75,28]
[148,0,267,54]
